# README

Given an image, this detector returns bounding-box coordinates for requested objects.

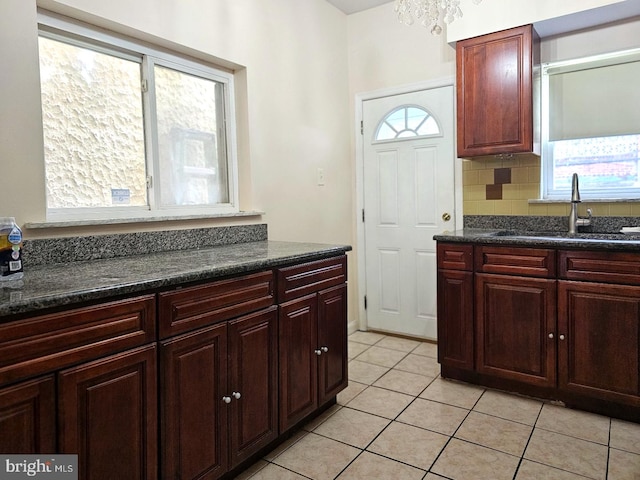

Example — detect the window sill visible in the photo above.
[23,211,264,230]
[529,198,640,204]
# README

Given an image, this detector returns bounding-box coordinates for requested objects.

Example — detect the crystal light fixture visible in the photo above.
[394,0,483,35]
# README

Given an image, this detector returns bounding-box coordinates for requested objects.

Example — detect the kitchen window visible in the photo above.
[541,49,640,200]
[38,12,238,222]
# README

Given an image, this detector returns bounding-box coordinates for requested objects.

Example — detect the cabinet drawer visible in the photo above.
[276,256,347,303]
[159,270,274,339]
[475,246,555,278]
[0,295,155,387]
[437,243,473,271]
[559,250,640,285]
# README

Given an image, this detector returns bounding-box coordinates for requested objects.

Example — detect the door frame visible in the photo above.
[355,76,463,333]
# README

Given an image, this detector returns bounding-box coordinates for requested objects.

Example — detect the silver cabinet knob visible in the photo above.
[232,391,241,400]
[559,334,565,340]
[222,396,231,404]
[548,333,554,339]
[315,349,322,356]
[321,346,329,353]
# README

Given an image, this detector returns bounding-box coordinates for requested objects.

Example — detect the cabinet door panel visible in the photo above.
[58,344,157,480]
[0,375,55,453]
[558,281,640,405]
[228,307,278,468]
[437,269,474,370]
[160,323,228,480]
[318,284,348,405]
[279,294,318,432]
[476,274,556,387]
[457,25,537,156]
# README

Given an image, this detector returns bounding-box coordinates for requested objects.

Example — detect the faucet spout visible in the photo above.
[568,173,592,234]
[571,173,581,203]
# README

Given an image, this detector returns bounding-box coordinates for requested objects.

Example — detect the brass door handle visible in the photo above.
[442,213,451,222]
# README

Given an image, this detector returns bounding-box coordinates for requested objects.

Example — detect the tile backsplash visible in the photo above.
[462,155,640,217]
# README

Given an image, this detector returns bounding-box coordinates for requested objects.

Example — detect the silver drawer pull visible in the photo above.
[321,346,329,353]
[232,392,241,400]
[222,396,231,404]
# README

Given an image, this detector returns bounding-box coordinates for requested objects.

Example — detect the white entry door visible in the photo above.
[363,86,456,339]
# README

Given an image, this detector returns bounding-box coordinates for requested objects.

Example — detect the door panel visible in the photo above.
[59,345,157,480]
[476,274,556,387]
[558,281,640,404]
[363,86,455,339]
[318,284,348,405]
[0,375,55,454]
[228,307,278,468]
[378,249,400,313]
[279,294,318,432]
[160,324,228,480]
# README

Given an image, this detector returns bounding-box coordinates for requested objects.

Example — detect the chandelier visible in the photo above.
[394,0,483,35]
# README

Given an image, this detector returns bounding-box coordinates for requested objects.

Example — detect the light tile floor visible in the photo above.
[235,331,640,480]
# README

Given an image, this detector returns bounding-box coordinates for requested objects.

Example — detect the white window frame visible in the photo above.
[38,10,239,221]
[541,48,640,201]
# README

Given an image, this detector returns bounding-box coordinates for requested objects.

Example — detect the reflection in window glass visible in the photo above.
[375,106,440,141]
[39,36,147,208]
[155,65,229,207]
[550,135,640,191]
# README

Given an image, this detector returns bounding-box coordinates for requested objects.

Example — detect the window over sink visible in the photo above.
[541,48,640,200]
[38,11,239,222]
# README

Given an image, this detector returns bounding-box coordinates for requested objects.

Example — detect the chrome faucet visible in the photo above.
[568,173,592,234]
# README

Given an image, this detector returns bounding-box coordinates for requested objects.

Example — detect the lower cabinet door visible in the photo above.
[279,294,318,433]
[476,273,557,387]
[160,322,229,480]
[558,280,640,405]
[317,284,348,405]
[58,344,157,480]
[228,307,278,468]
[0,375,56,453]
[437,269,474,370]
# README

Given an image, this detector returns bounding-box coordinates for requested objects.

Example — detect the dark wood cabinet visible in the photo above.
[58,344,157,480]
[279,294,318,432]
[456,24,540,157]
[277,257,348,433]
[227,308,278,468]
[0,253,349,477]
[317,284,348,405]
[160,306,278,480]
[558,280,639,406]
[160,322,229,480]
[0,375,56,454]
[437,243,474,370]
[437,241,640,421]
[476,273,556,387]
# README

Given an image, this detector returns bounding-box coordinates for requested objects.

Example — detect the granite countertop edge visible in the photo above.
[434,228,640,251]
[0,241,352,319]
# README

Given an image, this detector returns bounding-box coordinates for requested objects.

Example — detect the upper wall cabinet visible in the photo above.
[456,24,540,158]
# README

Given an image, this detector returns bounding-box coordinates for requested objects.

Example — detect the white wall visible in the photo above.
[446,0,630,42]
[1,0,352,246]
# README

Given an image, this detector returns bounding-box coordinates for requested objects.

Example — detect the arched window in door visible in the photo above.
[374,105,441,142]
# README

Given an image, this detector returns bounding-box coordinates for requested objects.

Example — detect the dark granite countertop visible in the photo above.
[434,229,640,251]
[0,240,351,319]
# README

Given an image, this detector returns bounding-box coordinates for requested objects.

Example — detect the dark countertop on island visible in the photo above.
[0,240,351,319]
[434,228,640,251]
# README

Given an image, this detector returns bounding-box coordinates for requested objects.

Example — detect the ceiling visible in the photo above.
[325,0,392,15]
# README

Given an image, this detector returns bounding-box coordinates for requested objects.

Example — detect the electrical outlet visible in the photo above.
[317,168,325,186]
